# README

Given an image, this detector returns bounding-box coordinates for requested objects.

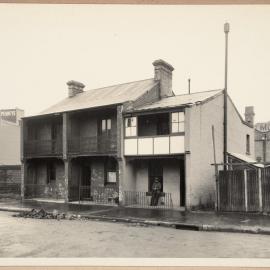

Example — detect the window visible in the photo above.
[47,162,56,184]
[246,134,250,155]
[137,113,169,136]
[171,112,185,133]
[125,116,137,137]
[105,158,117,184]
[101,119,111,133]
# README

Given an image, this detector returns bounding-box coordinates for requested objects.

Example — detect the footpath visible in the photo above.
[1,198,270,235]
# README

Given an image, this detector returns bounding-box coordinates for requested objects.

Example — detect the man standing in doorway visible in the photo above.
[150,177,162,206]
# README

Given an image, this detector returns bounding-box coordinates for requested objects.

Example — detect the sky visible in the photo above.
[0,4,270,122]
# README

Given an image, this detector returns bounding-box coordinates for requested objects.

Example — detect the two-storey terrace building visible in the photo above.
[21,59,255,209]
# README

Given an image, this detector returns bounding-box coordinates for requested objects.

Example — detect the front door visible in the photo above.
[80,164,91,200]
[148,160,163,192]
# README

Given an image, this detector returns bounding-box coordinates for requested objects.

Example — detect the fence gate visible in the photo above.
[218,167,270,212]
[246,169,260,212]
[219,170,245,212]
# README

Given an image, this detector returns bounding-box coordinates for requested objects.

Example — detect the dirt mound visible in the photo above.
[13,208,82,220]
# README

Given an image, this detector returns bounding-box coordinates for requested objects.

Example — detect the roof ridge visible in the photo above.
[82,78,155,93]
[173,89,223,98]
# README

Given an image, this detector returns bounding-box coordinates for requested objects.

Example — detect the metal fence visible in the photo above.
[123,191,173,209]
[218,167,270,212]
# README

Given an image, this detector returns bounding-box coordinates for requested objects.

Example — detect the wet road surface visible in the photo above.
[1,211,270,258]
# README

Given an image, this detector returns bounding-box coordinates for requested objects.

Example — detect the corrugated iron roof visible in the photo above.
[130,89,223,112]
[228,152,265,168]
[34,78,158,116]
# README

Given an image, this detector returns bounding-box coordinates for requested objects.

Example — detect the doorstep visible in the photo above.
[24,198,65,204]
[68,201,118,207]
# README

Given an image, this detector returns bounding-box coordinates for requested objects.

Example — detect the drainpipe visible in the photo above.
[224,22,230,171]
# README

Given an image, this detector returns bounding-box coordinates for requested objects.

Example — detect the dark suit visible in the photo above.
[150,181,161,206]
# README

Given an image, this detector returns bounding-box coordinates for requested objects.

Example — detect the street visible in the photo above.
[0,211,270,258]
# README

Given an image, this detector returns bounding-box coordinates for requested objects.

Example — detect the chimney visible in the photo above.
[245,106,255,126]
[152,59,174,98]
[67,80,85,98]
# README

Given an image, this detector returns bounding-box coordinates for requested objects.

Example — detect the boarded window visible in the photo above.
[105,158,117,184]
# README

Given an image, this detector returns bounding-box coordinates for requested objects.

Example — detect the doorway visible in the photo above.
[148,160,163,192]
[80,164,91,200]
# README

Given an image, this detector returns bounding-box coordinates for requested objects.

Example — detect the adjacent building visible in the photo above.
[0,108,24,191]
[254,121,270,163]
[21,59,254,209]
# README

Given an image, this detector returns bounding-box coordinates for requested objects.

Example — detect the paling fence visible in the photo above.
[123,191,173,209]
[218,167,270,212]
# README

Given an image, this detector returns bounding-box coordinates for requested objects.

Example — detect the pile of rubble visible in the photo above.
[13,208,84,220]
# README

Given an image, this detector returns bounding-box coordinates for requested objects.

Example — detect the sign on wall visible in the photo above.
[0,110,17,123]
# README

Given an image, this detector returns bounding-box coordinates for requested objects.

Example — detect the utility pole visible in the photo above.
[188,78,191,94]
[224,22,230,171]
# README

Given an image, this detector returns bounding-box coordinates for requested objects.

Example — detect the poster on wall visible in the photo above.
[108,172,117,183]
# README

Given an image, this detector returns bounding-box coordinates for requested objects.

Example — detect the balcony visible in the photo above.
[124,135,184,156]
[24,139,63,157]
[68,135,117,155]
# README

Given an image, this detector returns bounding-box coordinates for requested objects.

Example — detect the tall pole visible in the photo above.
[224,22,230,171]
[188,78,191,94]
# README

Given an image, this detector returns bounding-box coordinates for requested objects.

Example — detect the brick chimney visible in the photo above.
[153,59,174,98]
[245,106,255,126]
[67,80,85,98]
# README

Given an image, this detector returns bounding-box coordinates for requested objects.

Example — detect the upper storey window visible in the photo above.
[171,112,185,133]
[125,117,137,137]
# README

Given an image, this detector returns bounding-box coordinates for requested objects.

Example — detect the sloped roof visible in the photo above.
[36,78,158,116]
[228,152,265,168]
[130,89,223,112]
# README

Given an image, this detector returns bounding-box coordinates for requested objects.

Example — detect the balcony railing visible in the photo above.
[124,135,185,156]
[68,135,117,155]
[24,139,63,157]
[123,191,173,209]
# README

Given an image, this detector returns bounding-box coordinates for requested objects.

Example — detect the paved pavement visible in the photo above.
[1,199,270,235]
[1,210,270,257]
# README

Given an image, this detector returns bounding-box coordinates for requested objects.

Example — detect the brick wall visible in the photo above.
[25,160,65,199]
[0,165,21,197]
[132,84,160,109]
[0,165,21,183]
[91,158,118,199]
